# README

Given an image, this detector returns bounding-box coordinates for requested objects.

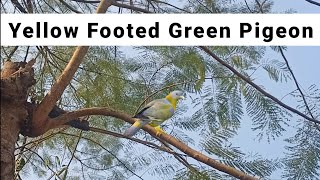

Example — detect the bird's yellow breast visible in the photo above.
[165,94,178,110]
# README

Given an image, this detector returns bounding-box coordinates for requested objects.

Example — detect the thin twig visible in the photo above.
[89,127,199,174]
[199,46,320,124]
[306,0,320,6]
[112,1,152,13]
[66,131,83,168]
[278,46,320,131]
[70,0,100,3]
[23,46,30,62]
[14,136,28,179]
[88,127,187,157]
[60,131,144,180]
[149,0,191,13]
[194,0,212,13]
[57,0,82,13]
[15,128,68,150]
[7,46,19,60]
[244,0,253,12]
[49,107,258,179]
[278,47,315,119]
[11,0,27,13]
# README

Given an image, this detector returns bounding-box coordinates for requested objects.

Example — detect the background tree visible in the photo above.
[1,0,319,180]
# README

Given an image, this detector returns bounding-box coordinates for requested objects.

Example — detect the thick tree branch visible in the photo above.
[33,47,90,129]
[51,107,257,180]
[88,127,186,156]
[199,46,320,124]
[26,0,33,13]
[89,127,197,173]
[32,0,113,132]
[1,60,36,100]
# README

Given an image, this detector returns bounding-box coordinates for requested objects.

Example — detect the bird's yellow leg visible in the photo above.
[154,126,165,136]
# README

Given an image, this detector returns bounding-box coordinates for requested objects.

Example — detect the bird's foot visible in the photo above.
[154,126,165,137]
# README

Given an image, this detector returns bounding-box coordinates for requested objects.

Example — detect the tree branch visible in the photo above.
[70,0,100,3]
[11,0,27,13]
[88,127,186,157]
[89,127,198,173]
[32,0,113,133]
[58,0,82,13]
[278,46,320,131]
[306,0,320,6]
[60,131,144,180]
[8,46,19,60]
[112,1,152,13]
[148,0,191,13]
[50,107,257,180]
[198,46,320,124]
[278,47,315,119]
[65,131,82,169]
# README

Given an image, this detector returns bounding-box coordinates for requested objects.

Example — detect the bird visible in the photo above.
[124,90,185,137]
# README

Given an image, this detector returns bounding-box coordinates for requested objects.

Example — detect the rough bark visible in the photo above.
[31,0,113,136]
[1,1,113,179]
[1,60,35,180]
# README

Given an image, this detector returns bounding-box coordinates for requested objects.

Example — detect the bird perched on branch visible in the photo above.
[124,90,185,137]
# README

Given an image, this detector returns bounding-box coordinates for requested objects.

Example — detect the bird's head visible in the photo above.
[166,90,185,101]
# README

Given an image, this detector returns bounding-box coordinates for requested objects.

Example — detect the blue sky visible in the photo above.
[129,1,320,179]
[16,1,319,179]
[274,0,320,13]
[230,1,320,179]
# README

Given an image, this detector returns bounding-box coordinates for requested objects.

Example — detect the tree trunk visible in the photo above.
[1,103,24,179]
[1,60,35,180]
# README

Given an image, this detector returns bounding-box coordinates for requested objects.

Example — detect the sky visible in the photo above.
[130,1,320,179]
[226,1,320,179]
[12,0,319,179]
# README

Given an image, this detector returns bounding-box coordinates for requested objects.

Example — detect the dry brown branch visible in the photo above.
[31,0,113,136]
[50,107,258,180]
[89,127,198,173]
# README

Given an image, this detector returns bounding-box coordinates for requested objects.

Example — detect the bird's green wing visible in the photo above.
[133,100,157,119]
[142,99,174,120]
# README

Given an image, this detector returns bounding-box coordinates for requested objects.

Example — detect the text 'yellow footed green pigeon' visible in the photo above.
[124,90,185,137]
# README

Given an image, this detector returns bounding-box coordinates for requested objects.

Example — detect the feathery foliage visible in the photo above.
[2,0,319,179]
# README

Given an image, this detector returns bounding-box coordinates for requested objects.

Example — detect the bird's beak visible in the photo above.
[180,96,186,100]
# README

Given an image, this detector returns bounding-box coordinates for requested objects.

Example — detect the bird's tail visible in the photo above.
[123,120,148,137]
